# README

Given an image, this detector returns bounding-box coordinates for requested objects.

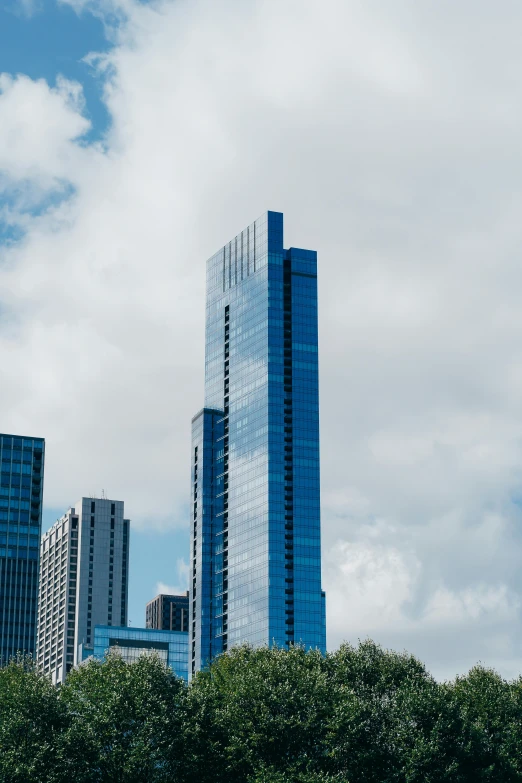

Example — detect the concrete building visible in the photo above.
[37,497,129,684]
[146,592,189,632]
[0,433,45,663]
[91,624,188,682]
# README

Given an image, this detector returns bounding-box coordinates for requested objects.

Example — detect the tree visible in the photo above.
[184,644,334,783]
[326,640,468,783]
[248,767,347,783]
[59,650,186,783]
[3,638,522,783]
[0,655,68,783]
[448,665,522,782]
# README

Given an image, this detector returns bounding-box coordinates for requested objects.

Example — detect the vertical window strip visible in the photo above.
[241,231,244,281]
[228,242,232,288]
[247,225,250,276]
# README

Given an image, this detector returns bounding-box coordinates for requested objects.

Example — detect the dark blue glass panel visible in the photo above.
[0,434,45,662]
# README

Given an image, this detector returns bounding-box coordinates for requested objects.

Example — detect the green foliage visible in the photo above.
[59,650,186,783]
[446,665,522,781]
[248,767,347,783]
[326,640,467,783]
[0,655,68,783]
[2,641,522,783]
[185,644,333,782]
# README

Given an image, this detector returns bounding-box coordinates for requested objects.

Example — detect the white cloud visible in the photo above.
[325,539,420,635]
[3,0,522,676]
[176,557,189,587]
[0,74,91,183]
[423,584,519,626]
[156,559,188,596]
[0,73,93,226]
[325,537,520,635]
[4,0,42,19]
[155,582,183,597]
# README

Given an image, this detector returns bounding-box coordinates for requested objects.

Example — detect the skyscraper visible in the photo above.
[0,433,45,663]
[146,592,189,632]
[190,211,326,676]
[37,497,129,684]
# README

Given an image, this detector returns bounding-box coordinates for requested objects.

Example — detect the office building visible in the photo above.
[37,497,129,684]
[190,211,326,675]
[146,592,189,632]
[0,433,45,664]
[91,625,188,682]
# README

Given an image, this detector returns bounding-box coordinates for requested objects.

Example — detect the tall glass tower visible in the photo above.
[190,211,326,675]
[0,433,45,663]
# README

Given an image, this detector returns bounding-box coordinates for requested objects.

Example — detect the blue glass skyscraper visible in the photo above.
[0,433,45,662]
[190,211,326,675]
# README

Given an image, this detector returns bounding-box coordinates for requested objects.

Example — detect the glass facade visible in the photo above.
[92,625,189,682]
[190,211,326,675]
[0,433,45,663]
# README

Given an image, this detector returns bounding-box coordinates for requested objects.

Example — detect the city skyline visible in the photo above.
[3,0,522,681]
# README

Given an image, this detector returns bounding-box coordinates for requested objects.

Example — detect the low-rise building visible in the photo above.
[89,624,188,682]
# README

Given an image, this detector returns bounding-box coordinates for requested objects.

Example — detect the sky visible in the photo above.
[2,0,522,680]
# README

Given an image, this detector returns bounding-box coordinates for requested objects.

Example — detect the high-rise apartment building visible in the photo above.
[0,433,45,663]
[146,592,189,632]
[189,211,326,675]
[37,497,129,684]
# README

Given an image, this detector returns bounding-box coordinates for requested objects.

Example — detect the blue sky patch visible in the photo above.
[0,0,111,142]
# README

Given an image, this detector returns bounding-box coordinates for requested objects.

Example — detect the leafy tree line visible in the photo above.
[1,641,522,783]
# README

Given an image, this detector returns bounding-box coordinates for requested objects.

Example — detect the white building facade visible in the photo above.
[37,497,129,684]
